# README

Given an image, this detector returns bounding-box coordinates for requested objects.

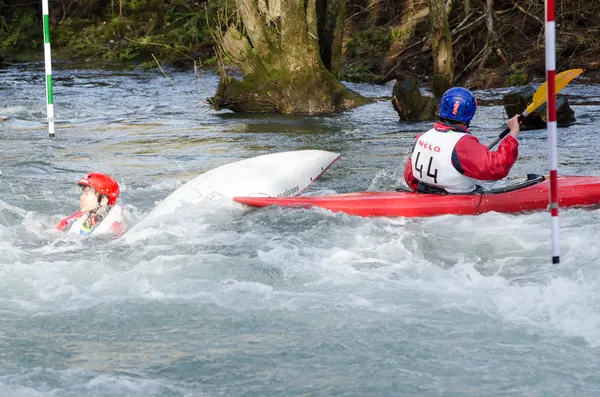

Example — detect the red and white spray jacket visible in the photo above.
[56,205,124,236]
[404,122,519,193]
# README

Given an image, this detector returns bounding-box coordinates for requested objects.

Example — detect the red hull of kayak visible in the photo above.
[233,176,600,217]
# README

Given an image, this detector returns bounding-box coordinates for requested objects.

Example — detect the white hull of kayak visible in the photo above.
[126,150,340,234]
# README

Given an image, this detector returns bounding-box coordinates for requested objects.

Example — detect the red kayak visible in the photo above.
[233,175,600,217]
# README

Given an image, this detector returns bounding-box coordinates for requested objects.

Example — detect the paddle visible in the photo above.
[487,68,583,149]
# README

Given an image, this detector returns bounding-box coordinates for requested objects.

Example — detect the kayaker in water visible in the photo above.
[56,172,124,236]
[404,87,521,194]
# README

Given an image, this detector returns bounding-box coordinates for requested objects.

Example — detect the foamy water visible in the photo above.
[1,64,600,396]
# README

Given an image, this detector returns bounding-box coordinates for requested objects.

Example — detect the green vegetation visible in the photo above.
[390,27,409,42]
[340,27,391,83]
[0,0,228,66]
[345,27,391,60]
[0,10,40,53]
[0,0,597,88]
[504,67,530,87]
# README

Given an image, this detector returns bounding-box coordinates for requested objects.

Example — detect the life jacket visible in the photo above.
[411,127,478,193]
[57,205,124,236]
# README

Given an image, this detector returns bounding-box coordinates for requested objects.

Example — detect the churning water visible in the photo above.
[1,63,600,396]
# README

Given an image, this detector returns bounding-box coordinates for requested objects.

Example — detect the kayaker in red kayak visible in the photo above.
[404,87,521,194]
[56,172,125,236]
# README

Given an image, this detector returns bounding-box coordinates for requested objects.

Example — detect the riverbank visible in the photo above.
[1,0,598,88]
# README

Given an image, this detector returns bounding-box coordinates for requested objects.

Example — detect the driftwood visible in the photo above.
[503,86,576,128]
[457,0,507,84]
[391,79,437,121]
[474,0,507,74]
[381,11,484,84]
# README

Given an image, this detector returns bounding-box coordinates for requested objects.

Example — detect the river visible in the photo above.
[1,63,600,396]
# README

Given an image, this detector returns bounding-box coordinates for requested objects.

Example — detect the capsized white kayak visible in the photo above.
[125,150,340,234]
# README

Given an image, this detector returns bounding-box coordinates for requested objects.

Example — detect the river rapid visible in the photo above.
[1,63,600,396]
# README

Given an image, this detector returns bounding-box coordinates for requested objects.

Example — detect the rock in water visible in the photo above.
[391,79,437,121]
[503,86,575,129]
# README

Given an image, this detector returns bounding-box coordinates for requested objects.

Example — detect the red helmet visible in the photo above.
[78,172,120,206]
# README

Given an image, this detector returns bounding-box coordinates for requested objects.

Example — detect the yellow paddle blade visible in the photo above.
[526,68,584,114]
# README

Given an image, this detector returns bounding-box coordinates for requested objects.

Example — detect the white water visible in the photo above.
[1,64,600,396]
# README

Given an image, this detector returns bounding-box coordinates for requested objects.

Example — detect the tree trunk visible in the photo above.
[212,0,368,114]
[475,0,506,74]
[463,0,470,15]
[428,0,454,98]
[317,0,344,76]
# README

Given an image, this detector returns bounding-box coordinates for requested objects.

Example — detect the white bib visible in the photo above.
[411,128,478,193]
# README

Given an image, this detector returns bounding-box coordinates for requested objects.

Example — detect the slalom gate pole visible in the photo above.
[546,0,559,264]
[42,0,55,137]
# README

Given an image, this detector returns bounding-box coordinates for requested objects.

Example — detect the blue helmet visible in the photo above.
[439,87,477,124]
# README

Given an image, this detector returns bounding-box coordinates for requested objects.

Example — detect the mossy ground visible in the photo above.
[0,0,222,68]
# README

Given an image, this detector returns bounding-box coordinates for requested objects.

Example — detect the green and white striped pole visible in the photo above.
[42,0,55,137]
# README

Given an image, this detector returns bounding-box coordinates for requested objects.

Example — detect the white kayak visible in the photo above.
[125,150,340,234]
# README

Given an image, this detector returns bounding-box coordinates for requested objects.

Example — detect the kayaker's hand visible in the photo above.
[508,115,520,138]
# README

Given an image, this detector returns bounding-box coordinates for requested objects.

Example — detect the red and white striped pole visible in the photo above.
[545,0,559,264]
